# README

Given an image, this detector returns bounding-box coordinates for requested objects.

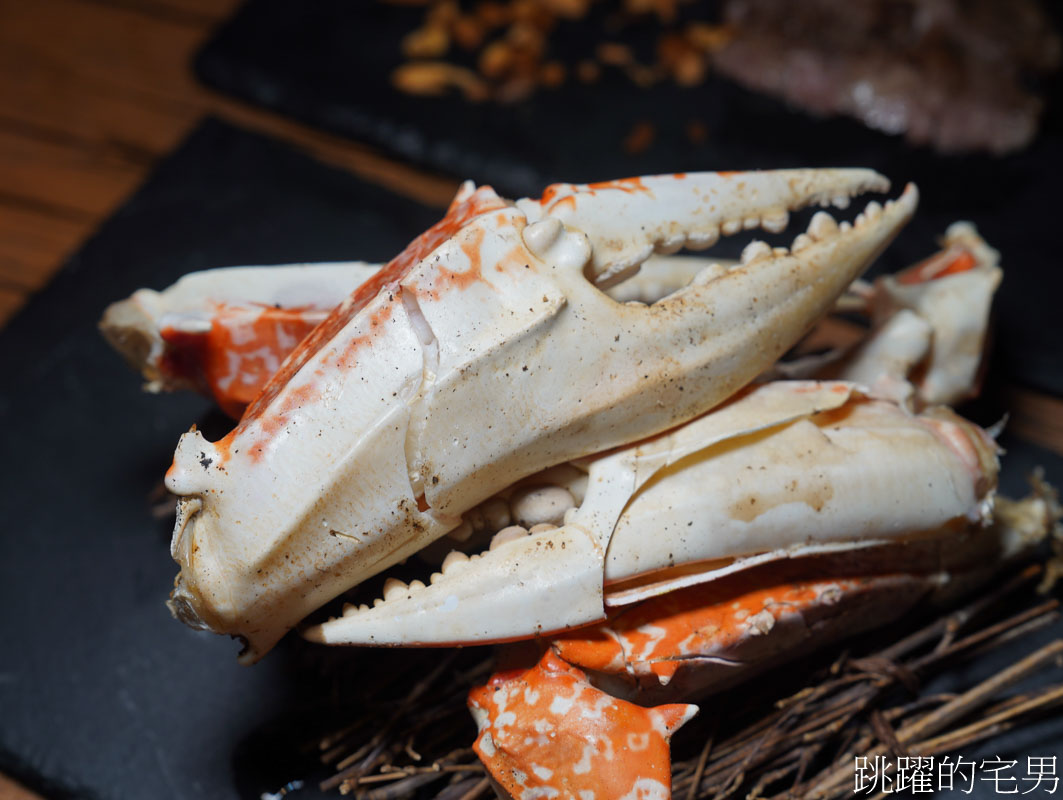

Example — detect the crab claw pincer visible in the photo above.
[307,379,997,646]
[167,170,915,661]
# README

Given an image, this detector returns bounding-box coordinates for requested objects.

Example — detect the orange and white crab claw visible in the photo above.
[165,170,915,661]
[306,379,997,647]
[462,487,1051,800]
[468,648,697,800]
[462,486,1052,800]
[553,489,1050,708]
[100,262,380,417]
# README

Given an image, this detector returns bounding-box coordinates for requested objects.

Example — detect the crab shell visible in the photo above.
[468,648,697,800]
[163,170,916,661]
[305,381,998,646]
[467,490,1054,800]
[98,255,726,417]
[99,262,379,417]
[99,221,1000,421]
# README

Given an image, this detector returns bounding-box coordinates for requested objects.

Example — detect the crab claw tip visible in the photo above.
[305,525,607,646]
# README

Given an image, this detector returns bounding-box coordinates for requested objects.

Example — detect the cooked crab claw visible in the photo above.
[168,171,916,661]
[518,170,891,287]
[305,380,996,646]
[100,262,380,416]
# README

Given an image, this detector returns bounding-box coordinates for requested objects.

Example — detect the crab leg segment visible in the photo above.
[468,649,697,800]
[100,262,380,416]
[778,222,1002,409]
[168,172,913,661]
[852,222,1002,407]
[307,381,996,646]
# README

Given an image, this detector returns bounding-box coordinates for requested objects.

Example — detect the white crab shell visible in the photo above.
[162,170,919,660]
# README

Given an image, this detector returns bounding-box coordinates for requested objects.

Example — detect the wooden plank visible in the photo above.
[0,0,457,197]
[0,204,92,291]
[0,773,44,800]
[1006,385,1063,458]
[0,0,459,204]
[0,0,458,329]
[0,125,144,218]
[0,1,204,154]
[85,0,241,26]
[0,48,196,159]
[0,1,206,102]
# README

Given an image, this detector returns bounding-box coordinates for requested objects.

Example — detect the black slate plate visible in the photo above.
[0,118,440,800]
[196,0,1063,395]
[1,118,1061,800]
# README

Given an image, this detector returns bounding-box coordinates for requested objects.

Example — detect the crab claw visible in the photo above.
[307,381,996,647]
[521,170,891,287]
[554,489,1053,706]
[169,171,916,661]
[100,262,380,416]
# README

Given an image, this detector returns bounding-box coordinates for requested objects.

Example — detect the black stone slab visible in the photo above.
[196,0,1063,395]
[1,117,1060,800]
[0,118,440,800]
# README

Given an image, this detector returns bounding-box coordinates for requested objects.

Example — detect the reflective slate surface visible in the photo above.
[0,118,439,800]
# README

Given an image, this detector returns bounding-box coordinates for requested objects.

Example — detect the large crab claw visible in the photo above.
[306,380,996,646]
[167,170,915,661]
[552,490,1052,707]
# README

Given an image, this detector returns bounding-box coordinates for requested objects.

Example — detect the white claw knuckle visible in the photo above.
[522,217,564,259]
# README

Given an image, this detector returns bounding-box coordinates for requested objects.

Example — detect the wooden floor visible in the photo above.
[0,0,459,328]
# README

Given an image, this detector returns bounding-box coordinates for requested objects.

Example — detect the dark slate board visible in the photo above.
[195,0,1063,395]
[1,118,1061,800]
[0,118,440,800]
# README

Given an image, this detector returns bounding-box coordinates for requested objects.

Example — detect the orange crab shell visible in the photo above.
[553,571,934,707]
[468,649,697,800]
